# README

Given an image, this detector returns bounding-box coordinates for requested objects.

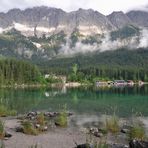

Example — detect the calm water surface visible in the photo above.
[0,85,148,117]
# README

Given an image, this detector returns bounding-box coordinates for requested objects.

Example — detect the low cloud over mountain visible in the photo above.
[0,6,148,59]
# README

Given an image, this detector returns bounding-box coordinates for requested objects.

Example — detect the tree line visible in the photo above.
[0,59,42,85]
[40,48,148,82]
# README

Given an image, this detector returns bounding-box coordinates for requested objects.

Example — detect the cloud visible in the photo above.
[59,41,98,55]
[138,29,148,48]
[0,0,147,15]
[58,29,148,55]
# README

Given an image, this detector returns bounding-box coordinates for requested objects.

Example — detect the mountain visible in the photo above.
[0,7,148,36]
[39,48,148,73]
[127,10,148,28]
[107,11,133,28]
[0,7,116,36]
[0,6,148,65]
[0,7,147,37]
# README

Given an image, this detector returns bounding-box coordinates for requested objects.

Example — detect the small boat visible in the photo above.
[113,80,127,86]
[127,80,134,86]
[138,80,144,86]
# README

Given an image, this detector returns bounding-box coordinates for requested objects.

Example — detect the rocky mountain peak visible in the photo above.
[0,6,147,37]
[127,10,148,28]
[107,11,132,28]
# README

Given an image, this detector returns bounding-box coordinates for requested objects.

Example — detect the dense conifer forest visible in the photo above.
[0,59,42,85]
[40,48,148,81]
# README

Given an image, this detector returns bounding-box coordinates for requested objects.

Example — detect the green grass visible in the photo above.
[55,112,68,127]
[95,142,108,148]
[36,113,45,126]
[129,124,146,140]
[0,105,17,117]
[0,120,5,139]
[22,121,38,135]
[85,135,108,148]
[55,105,68,127]
[28,144,41,148]
[0,141,5,148]
[105,114,120,134]
[22,113,48,135]
[36,113,48,132]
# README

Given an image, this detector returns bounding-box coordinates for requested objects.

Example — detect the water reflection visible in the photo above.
[0,85,147,117]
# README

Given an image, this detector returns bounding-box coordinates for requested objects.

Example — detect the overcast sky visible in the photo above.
[0,0,148,15]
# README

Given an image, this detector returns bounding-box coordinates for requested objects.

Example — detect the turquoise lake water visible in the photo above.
[0,85,148,117]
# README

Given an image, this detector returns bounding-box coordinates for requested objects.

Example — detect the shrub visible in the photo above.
[129,124,145,140]
[105,114,120,133]
[55,112,68,127]
[22,121,38,135]
[55,105,68,127]
[36,113,45,126]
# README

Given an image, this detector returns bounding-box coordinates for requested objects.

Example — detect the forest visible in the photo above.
[0,59,42,85]
[0,47,148,85]
[40,48,148,82]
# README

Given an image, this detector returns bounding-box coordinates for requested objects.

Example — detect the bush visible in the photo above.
[105,114,120,133]
[22,121,38,135]
[55,112,67,127]
[129,124,145,140]
[55,105,68,127]
[36,113,45,126]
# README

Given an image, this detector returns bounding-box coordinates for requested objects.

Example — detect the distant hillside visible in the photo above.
[40,48,148,70]
[0,6,148,74]
[0,59,41,85]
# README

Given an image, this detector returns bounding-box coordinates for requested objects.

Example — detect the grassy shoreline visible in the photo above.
[0,112,148,148]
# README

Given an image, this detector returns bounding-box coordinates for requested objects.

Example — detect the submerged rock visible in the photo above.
[35,124,40,128]
[89,127,104,137]
[15,126,24,133]
[109,143,129,148]
[129,139,148,148]
[42,126,48,131]
[68,112,73,116]
[4,131,12,140]
[93,132,103,137]
[121,128,130,134]
[27,111,37,117]
[5,132,12,138]
[75,143,128,148]
[44,112,59,117]
[26,111,37,120]
[75,143,94,148]
[121,125,131,134]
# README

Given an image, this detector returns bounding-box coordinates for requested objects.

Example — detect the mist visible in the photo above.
[138,29,148,48]
[58,29,148,55]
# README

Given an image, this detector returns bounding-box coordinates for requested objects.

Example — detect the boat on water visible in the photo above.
[113,80,127,86]
[127,80,134,86]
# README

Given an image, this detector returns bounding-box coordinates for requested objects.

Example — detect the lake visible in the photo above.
[0,85,148,118]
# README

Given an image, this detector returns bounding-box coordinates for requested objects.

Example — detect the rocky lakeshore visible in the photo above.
[0,111,148,148]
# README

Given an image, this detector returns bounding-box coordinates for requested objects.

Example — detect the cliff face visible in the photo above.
[127,10,148,28]
[0,7,129,36]
[107,11,133,29]
[0,6,147,61]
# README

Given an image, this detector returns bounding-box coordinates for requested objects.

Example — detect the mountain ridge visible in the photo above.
[0,6,147,37]
[0,6,148,64]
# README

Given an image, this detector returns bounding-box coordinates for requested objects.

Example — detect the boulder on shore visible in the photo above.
[129,139,148,148]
